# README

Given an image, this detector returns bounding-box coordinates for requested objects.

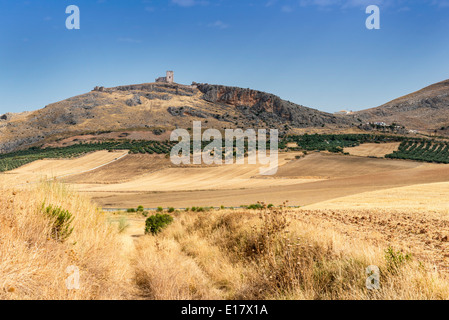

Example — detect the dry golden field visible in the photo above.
[84,153,449,209]
[62,153,172,184]
[2,183,449,300]
[71,153,313,194]
[2,145,449,300]
[1,150,128,186]
[273,152,420,179]
[4,150,447,209]
[344,142,401,157]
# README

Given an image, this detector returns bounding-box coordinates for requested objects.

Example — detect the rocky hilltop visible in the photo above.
[0,82,350,154]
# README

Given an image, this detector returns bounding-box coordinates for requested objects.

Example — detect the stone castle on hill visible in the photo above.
[92,71,199,93]
[156,71,174,84]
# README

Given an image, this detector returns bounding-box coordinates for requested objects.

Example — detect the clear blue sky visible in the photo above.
[0,0,448,114]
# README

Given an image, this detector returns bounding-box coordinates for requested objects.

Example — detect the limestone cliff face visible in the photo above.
[196,84,349,128]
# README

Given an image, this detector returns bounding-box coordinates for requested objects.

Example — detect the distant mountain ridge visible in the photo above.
[352,79,449,131]
[2,79,448,154]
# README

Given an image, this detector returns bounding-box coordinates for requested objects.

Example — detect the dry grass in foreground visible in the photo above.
[2,181,449,300]
[133,204,449,300]
[0,182,132,299]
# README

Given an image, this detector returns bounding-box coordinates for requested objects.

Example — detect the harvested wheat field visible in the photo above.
[0,150,128,186]
[73,153,315,193]
[7,151,444,209]
[78,166,309,192]
[344,142,401,157]
[63,153,172,184]
[273,152,422,179]
[85,154,449,209]
[306,181,449,213]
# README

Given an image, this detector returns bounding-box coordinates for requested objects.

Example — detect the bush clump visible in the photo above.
[385,246,412,273]
[242,203,264,210]
[43,204,74,242]
[145,214,174,235]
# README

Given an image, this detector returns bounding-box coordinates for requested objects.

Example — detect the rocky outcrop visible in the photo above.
[143,93,172,101]
[196,84,349,128]
[125,94,142,106]
[0,136,45,154]
[167,106,212,119]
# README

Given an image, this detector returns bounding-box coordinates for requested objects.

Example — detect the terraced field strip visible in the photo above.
[343,142,401,157]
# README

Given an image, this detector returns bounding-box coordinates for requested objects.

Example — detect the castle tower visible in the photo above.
[166,71,174,83]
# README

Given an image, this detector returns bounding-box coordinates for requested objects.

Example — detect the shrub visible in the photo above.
[168,207,175,213]
[127,208,136,213]
[43,204,74,242]
[385,247,412,273]
[245,203,264,210]
[156,207,164,212]
[145,214,174,235]
[137,206,144,212]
